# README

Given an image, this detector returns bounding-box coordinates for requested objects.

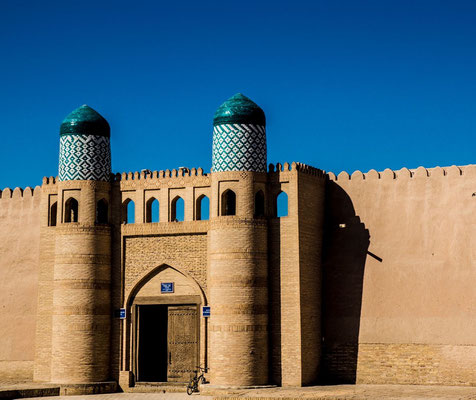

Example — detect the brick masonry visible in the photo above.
[356,343,476,386]
[0,163,475,388]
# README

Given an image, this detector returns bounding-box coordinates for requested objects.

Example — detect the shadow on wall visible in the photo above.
[321,181,370,384]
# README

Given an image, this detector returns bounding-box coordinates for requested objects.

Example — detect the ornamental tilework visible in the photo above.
[59,134,111,181]
[212,124,267,172]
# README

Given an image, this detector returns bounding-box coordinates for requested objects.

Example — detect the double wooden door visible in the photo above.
[136,304,198,382]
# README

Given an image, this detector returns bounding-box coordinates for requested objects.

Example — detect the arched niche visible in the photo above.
[49,201,57,226]
[96,198,108,224]
[276,191,288,217]
[196,195,209,221]
[64,197,79,223]
[221,189,236,216]
[146,198,159,223]
[254,190,265,217]
[122,198,135,224]
[171,196,184,222]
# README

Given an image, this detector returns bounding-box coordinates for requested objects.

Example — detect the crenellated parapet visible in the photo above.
[269,161,326,177]
[112,167,208,182]
[328,164,476,182]
[42,176,58,185]
[112,167,210,189]
[0,185,41,199]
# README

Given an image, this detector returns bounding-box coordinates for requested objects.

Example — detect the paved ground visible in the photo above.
[22,395,209,400]
[17,384,476,400]
[206,384,476,399]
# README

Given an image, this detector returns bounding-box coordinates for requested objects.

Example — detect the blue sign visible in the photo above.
[161,282,174,293]
[114,308,126,319]
[202,306,210,317]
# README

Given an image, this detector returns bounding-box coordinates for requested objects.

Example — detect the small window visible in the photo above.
[196,195,209,221]
[221,190,236,216]
[276,191,288,217]
[96,199,108,224]
[49,201,57,226]
[64,198,78,223]
[122,199,135,224]
[146,198,159,223]
[254,190,265,218]
[171,196,184,222]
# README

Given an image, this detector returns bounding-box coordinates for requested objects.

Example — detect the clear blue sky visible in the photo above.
[1,0,475,189]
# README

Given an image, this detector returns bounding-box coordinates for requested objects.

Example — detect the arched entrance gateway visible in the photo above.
[126,265,206,383]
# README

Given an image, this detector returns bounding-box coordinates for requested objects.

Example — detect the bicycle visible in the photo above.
[187,366,208,395]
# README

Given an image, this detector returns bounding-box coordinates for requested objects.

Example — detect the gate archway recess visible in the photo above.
[123,265,207,383]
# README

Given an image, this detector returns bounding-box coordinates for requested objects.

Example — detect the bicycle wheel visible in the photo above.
[187,385,194,395]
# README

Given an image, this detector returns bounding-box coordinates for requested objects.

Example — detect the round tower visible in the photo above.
[209,94,269,385]
[51,105,112,383]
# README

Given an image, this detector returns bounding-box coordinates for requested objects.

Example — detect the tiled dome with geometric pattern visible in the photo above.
[58,105,111,181]
[212,94,267,172]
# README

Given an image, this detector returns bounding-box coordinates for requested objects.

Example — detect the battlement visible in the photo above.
[0,186,41,199]
[112,167,208,182]
[42,176,58,186]
[41,163,476,188]
[328,164,476,182]
[268,162,326,177]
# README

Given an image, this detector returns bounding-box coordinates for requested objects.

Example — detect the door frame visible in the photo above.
[132,295,201,383]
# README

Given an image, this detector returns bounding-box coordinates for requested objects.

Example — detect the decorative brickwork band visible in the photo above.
[212,124,267,172]
[59,134,111,181]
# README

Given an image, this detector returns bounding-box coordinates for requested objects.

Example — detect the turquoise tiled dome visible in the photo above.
[60,105,110,137]
[213,93,266,126]
[212,94,267,172]
[59,105,111,181]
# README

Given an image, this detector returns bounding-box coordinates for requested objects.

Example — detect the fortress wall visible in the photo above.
[33,177,58,382]
[0,186,41,382]
[105,172,212,384]
[297,169,326,385]
[268,165,300,386]
[115,168,210,223]
[268,163,326,386]
[323,165,476,385]
[110,183,123,382]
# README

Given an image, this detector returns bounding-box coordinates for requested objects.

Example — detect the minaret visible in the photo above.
[212,93,267,173]
[51,105,112,383]
[209,94,269,385]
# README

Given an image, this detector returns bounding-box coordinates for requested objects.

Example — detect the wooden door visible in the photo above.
[167,305,198,382]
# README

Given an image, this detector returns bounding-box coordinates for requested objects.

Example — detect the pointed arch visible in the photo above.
[254,190,265,218]
[171,196,184,222]
[96,198,108,224]
[221,189,236,216]
[124,264,207,378]
[122,198,135,224]
[126,264,207,308]
[146,197,159,223]
[196,195,209,221]
[49,201,57,226]
[276,191,288,217]
[64,197,78,223]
